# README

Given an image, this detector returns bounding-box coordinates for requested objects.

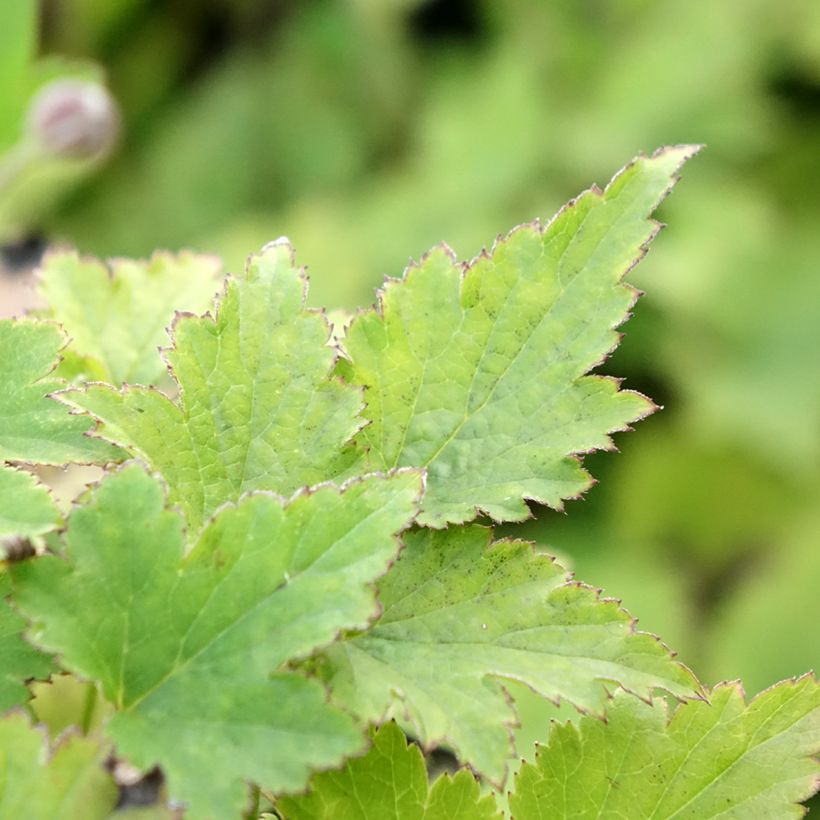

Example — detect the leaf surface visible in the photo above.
[0,574,52,711]
[0,466,61,539]
[62,242,363,533]
[11,463,422,818]
[510,678,820,819]
[0,319,119,465]
[278,721,499,820]
[0,711,117,818]
[323,526,698,781]
[39,250,222,386]
[339,146,699,526]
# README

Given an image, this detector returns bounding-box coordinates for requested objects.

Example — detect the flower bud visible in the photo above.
[26,79,119,160]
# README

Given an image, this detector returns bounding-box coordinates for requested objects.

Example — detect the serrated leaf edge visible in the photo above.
[1,317,121,468]
[341,145,702,527]
[52,241,372,481]
[516,673,820,816]
[351,532,702,787]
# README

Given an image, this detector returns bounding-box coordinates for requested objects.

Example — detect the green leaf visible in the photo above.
[0,574,52,712]
[0,711,117,819]
[61,241,364,534]
[0,319,119,465]
[39,250,222,386]
[323,525,699,781]
[0,466,61,539]
[278,721,499,820]
[510,677,820,819]
[339,146,700,526]
[12,463,422,818]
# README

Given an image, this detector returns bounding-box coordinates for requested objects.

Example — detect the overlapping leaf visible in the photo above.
[0,319,119,466]
[61,241,364,534]
[11,463,422,818]
[339,146,699,526]
[39,250,222,386]
[323,525,698,781]
[0,319,115,707]
[278,721,499,820]
[510,677,820,818]
[0,711,117,818]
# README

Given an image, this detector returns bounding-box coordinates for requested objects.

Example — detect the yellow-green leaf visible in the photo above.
[61,242,364,534]
[324,525,699,781]
[39,249,221,386]
[340,146,700,526]
[510,678,820,819]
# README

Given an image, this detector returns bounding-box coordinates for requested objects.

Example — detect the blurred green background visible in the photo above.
[2,0,818,741]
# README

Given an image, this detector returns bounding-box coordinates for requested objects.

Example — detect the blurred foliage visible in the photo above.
[0,0,115,248]
[3,0,819,793]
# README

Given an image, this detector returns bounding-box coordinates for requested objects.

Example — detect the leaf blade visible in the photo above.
[341,146,700,526]
[0,319,119,465]
[62,241,364,534]
[509,677,820,819]
[39,250,222,386]
[11,463,422,817]
[0,711,117,819]
[0,573,52,712]
[323,525,699,781]
[278,721,499,820]
[0,466,61,539]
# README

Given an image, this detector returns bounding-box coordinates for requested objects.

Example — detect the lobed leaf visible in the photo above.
[323,525,699,782]
[278,721,499,820]
[0,711,117,818]
[11,463,422,818]
[39,249,222,386]
[61,241,364,534]
[0,319,119,465]
[339,146,700,526]
[510,677,820,819]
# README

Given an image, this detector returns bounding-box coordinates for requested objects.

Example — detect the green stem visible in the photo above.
[0,140,38,194]
[79,683,97,735]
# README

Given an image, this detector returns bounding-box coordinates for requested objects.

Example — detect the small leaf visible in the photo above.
[323,525,698,781]
[61,241,364,534]
[339,146,700,526]
[0,711,117,818]
[39,250,222,386]
[278,721,499,820]
[0,466,61,539]
[0,319,119,465]
[12,463,422,818]
[510,677,820,819]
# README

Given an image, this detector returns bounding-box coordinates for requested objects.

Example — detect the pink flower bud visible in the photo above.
[27,79,119,160]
